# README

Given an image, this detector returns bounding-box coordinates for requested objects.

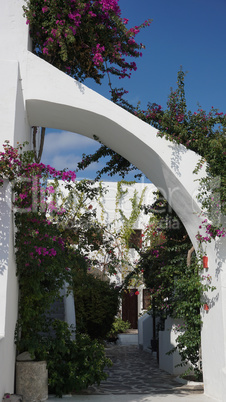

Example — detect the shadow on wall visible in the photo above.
[159,317,192,376]
[169,143,187,178]
[0,181,11,276]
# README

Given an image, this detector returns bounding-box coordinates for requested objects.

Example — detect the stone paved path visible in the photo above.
[74,345,203,396]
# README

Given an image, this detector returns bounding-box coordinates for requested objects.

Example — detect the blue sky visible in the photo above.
[42,0,226,182]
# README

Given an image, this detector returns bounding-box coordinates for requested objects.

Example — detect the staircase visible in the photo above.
[49,298,65,322]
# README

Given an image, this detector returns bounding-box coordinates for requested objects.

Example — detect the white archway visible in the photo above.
[0,1,225,400]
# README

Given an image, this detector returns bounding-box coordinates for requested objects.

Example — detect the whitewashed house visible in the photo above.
[0,1,226,399]
[54,180,156,329]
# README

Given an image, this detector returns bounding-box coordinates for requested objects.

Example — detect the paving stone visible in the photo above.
[73,345,204,396]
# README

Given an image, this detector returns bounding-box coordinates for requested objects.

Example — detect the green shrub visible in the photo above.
[37,320,112,397]
[107,317,131,338]
[72,270,120,340]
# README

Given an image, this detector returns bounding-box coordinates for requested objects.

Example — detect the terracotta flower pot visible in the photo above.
[203,256,208,269]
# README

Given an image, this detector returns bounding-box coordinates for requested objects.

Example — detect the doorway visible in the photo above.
[122,289,138,329]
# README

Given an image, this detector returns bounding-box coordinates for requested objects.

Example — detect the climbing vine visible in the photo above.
[113,181,147,288]
[115,180,146,248]
[137,193,215,378]
[47,178,149,286]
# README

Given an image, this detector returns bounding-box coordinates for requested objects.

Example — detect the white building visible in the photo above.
[0,1,226,399]
[53,180,157,328]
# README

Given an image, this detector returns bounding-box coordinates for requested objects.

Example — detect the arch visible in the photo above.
[25,52,204,247]
[24,53,226,401]
[0,1,226,400]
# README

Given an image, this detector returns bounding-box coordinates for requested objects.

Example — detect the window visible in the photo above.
[143,289,151,310]
[129,229,142,249]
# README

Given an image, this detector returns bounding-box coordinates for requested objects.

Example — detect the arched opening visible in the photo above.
[0,1,225,399]
[23,53,226,401]
[26,53,204,247]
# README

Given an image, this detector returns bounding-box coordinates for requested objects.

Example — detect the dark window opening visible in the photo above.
[129,229,142,249]
[143,289,151,310]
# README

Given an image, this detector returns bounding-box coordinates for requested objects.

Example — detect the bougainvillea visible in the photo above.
[0,141,76,344]
[0,141,114,395]
[23,0,151,84]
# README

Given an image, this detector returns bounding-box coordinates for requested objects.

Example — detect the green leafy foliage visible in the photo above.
[14,211,71,356]
[137,192,215,376]
[107,316,131,338]
[72,269,120,340]
[0,142,115,396]
[115,181,146,249]
[35,320,112,397]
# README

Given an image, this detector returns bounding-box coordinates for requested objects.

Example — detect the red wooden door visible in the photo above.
[122,289,138,329]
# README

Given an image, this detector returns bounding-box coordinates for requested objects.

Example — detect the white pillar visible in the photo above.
[0,2,31,396]
[0,1,225,400]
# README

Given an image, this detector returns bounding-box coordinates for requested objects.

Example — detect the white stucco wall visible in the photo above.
[93,181,155,228]
[138,313,153,351]
[159,317,192,376]
[0,181,18,397]
[0,4,31,395]
[0,64,28,396]
[0,0,226,400]
[200,236,226,398]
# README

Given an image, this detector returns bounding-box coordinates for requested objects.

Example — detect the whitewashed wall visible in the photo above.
[159,317,192,376]
[138,313,153,351]
[0,2,31,395]
[0,182,17,397]
[93,181,155,226]
[0,0,226,400]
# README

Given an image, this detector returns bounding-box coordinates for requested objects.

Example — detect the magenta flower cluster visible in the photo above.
[34,246,57,256]
[23,0,152,84]
[196,219,226,243]
[0,141,77,272]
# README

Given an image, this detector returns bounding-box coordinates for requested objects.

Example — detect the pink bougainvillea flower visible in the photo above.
[43,47,49,55]
[42,6,49,13]
[19,193,27,199]
[47,185,55,194]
